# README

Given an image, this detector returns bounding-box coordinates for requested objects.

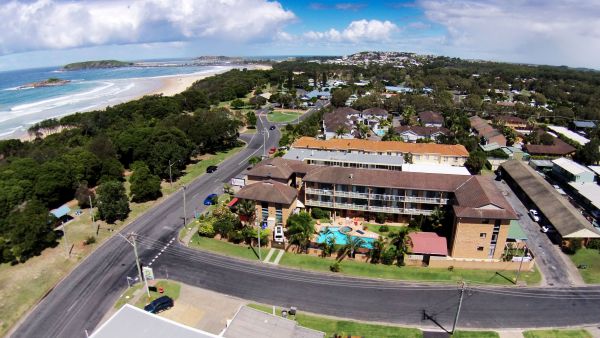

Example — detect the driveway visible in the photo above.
[493,179,584,287]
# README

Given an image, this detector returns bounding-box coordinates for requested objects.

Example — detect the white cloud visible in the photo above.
[0,0,295,55]
[304,19,398,43]
[419,0,600,68]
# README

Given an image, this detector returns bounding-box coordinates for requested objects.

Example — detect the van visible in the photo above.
[274,225,285,243]
[144,296,173,314]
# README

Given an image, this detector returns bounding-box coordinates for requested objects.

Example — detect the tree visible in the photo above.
[75,181,95,208]
[129,163,162,203]
[249,95,267,108]
[34,160,74,207]
[403,152,413,164]
[575,138,600,165]
[237,199,256,225]
[319,227,336,257]
[370,236,386,264]
[286,212,315,252]
[402,106,416,125]
[96,181,130,223]
[331,88,351,107]
[245,111,257,127]
[388,228,412,266]
[539,133,555,145]
[337,234,365,262]
[335,126,349,138]
[465,151,487,174]
[230,99,244,109]
[357,122,370,139]
[248,156,262,165]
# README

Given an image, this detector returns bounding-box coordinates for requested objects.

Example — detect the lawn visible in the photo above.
[188,233,261,261]
[267,110,302,123]
[248,303,422,338]
[453,331,499,338]
[134,280,181,309]
[568,248,600,284]
[363,223,405,236]
[523,329,592,338]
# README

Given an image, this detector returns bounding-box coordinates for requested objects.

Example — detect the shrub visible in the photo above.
[198,221,216,237]
[563,239,583,255]
[213,218,235,238]
[378,225,389,233]
[227,230,244,244]
[329,262,341,272]
[311,207,329,220]
[375,213,387,224]
[84,236,96,245]
[380,247,396,265]
[586,239,600,251]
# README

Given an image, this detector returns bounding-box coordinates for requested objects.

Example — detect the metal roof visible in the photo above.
[552,157,594,176]
[90,305,217,338]
[283,148,404,167]
[573,120,596,128]
[402,164,470,175]
[50,205,71,218]
[547,125,590,145]
[224,306,324,338]
[500,160,600,238]
[568,182,600,210]
[507,220,528,241]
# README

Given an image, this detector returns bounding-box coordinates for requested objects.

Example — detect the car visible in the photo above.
[206,165,218,173]
[144,295,173,314]
[269,125,276,130]
[529,209,540,222]
[274,225,285,243]
[268,147,276,154]
[278,146,289,151]
[541,225,555,233]
[203,193,218,206]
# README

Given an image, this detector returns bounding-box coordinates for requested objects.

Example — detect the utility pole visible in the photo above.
[514,245,527,285]
[168,160,177,188]
[118,233,149,297]
[182,185,187,226]
[451,281,466,334]
[257,220,262,261]
[62,220,70,258]
[263,128,267,158]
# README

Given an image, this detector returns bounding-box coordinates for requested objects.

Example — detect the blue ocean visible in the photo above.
[0,60,229,139]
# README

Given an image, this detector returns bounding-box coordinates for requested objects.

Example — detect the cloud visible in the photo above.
[419,0,600,68]
[407,21,430,30]
[304,19,399,42]
[309,3,367,11]
[0,0,295,55]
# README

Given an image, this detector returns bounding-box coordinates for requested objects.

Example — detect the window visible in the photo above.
[275,206,283,225]
[261,202,269,221]
[480,233,486,239]
[482,219,490,224]
[477,246,484,251]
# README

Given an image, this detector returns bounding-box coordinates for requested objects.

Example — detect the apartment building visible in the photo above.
[291,137,469,166]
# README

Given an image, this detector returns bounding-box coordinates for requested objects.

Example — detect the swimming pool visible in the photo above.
[315,227,374,249]
[374,129,386,136]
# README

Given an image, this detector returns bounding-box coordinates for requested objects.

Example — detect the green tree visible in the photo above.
[575,138,600,165]
[245,111,257,127]
[34,160,74,207]
[331,88,351,107]
[403,152,414,164]
[337,234,365,262]
[231,99,245,109]
[96,181,130,223]
[248,156,262,165]
[356,122,370,139]
[75,181,95,208]
[465,151,487,174]
[388,228,412,266]
[286,211,315,253]
[335,126,349,138]
[402,106,416,125]
[129,163,162,203]
[370,236,386,264]
[237,199,256,225]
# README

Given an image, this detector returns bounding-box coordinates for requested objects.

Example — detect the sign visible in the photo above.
[230,177,245,187]
[142,266,154,281]
[261,221,268,229]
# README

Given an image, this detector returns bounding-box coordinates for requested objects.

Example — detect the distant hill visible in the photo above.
[62,60,133,70]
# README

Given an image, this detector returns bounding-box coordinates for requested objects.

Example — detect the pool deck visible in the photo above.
[314,219,379,240]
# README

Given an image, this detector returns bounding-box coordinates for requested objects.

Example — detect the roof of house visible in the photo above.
[552,157,594,176]
[246,158,310,180]
[523,137,576,156]
[362,107,388,116]
[568,182,600,211]
[51,205,71,219]
[291,137,469,157]
[469,116,507,146]
[453,176,518,220]
[283,148,404,167]
[495,115,526,124]
[500,160,600,238]
[90,305,217,338]
[235,180,298,205]
[508,220,528,241]
[588,165,600,176]
[547,125,590,145]
[224,306,324,338]
[394,125,449,137]
[408,232,448,256]
[418,111,444,125]
[402,164,470,175]
[573,120,596,128]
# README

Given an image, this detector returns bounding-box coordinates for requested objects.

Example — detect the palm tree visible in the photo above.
[286,212,315,253]
[402,106,416,126]
[357,123,370,139]
[337,234,365,262]
[237,199,256,226]
[388,228,412,266]
[370,236,387,264]
[335,126,349,138]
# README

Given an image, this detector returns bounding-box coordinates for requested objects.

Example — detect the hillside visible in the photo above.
[62,60,133,70]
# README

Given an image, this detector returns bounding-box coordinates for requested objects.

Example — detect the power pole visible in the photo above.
[514,245,527,285]
[257,220,262,261]
[182,185,187,226]
[118,233,150,297]
[62,221,70,258]
[451,281,466,334]
[263,128,267,158]
[168,160,177,188]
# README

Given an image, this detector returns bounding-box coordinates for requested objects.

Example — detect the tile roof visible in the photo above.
[362,107,388,116]
[235,180,298,205]
[523,137,576,156]
[291,137,469,156]
[408,232,448,256]
[394,125,449,137]
[418,111,444,124]
[246,158,311,179]
[453,176,518,220]
[469,116,507,146]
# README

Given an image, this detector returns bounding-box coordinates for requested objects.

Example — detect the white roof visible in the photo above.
[91,305,218,338]
[552,157,594,176]
[588,166,600,176]
[547,125,590,145]
[402,164,471,175]
[569,182,600,211]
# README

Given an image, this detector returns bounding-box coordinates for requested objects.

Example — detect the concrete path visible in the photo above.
[498,330,524,338]
[181,225,198,246]
[272,249,285,265]
[263,248,276,263]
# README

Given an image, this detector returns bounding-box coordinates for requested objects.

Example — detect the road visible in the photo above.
[493,179,583,287]
[11,108,600,337]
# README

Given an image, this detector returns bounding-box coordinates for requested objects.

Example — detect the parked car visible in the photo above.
[278,146,289,151]
[269,125,276,130]
[268,147,276,154]
[203,193,218,205]
[274,225,285,243]
[541,224,555,233]
[144,296,173,314]
[529,209,540,222]
[206,165,218,173]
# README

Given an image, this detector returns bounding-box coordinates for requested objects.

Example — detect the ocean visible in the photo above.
[0,61,228,139]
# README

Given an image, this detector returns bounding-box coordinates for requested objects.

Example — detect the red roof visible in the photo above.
[408,232,448,256]
[227,197,239,207]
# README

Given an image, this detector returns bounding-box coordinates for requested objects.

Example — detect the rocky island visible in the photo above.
[62,60,133,70]
[18,78,71,89]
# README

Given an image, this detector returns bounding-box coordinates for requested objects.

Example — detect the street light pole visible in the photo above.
[168,160,177,188]
[182,185,187,226]
[263,129,267,158]
[451,281,466,334]
[257,220,262,261]
[514,245,527,285]
[118,232,149,297]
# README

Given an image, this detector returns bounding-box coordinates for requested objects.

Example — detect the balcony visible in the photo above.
[405,196,448,204]
[305,188,333,196]
[305,200,333,208]
[369,193,405,202]
[335,202,368,211]
[335,190,369,199]
[404,208,433,216]
[368,205,403,214]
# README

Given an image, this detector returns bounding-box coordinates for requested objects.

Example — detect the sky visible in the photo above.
[1,0,600,71]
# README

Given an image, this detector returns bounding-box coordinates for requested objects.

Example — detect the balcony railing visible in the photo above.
[368,205,403,214]
[369,193,404,202]
[335,190,369,199]
[405,196,448,204]
[305,188,333,196]
[305,200,334,208]
[335,202,368,211]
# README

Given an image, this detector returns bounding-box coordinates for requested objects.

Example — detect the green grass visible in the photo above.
[134,280,181,309]
[248,304,422,338]
[569,248,600,284]
[189,233,261,261]
[453,331,499,338]
[523,329,592,338]
[363,223,404,236]
[267,110,302,123]
[278,252,541,285]
[114,284,143,309]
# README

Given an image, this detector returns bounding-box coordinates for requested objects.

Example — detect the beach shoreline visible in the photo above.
[11,64,272,141]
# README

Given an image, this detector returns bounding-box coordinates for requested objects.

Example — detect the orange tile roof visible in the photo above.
[292,137,469,157]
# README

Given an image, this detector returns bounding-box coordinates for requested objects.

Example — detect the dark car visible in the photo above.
[203,193,218,205]
[206,165,218,173]
[144,296,173,314]
[269,125,276,130]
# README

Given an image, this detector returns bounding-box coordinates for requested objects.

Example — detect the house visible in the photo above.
[385,85,413,93]
[573,120,596,131]
[547,125,590,146]
[235,180,299,227]
[321,107,359,139]
[551,157,596,184]
[469,116,507,147]
[393,125,449,143]
[418,111,444,127]
[523,137,576,157]
[291,137,469,166]
[494,115,529,131]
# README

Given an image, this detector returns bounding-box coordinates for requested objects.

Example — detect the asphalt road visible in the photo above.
[11,109,600,337]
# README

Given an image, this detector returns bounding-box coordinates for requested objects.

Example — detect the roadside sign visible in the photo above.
[142,266,154,281]
[261,221,268,229]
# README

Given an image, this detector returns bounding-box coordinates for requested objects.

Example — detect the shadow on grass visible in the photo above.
[493,271,516,285]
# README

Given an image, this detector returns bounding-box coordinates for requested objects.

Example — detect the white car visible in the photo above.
[274,226,285,243]
[529,209,540,222]
[541,225,555,233]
